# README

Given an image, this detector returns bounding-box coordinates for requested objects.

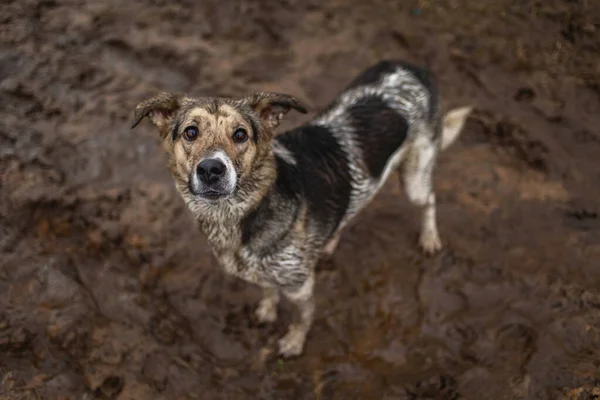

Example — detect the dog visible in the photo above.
[131,60,472,357]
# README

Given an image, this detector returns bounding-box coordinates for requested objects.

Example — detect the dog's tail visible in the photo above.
[440,106,473,151]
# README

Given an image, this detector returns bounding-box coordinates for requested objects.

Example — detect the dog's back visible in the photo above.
[271,60,440,245]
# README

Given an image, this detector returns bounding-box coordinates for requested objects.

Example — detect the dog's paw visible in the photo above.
[255,300,278,323]
[278,325,307,358]
[419,232,442,255]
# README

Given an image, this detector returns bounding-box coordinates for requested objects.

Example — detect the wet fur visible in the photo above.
[131,60,472,357]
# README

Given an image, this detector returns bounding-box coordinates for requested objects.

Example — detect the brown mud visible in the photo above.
[1,0,600,399]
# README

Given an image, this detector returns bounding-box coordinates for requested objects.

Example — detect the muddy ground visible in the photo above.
[1,0,600,399]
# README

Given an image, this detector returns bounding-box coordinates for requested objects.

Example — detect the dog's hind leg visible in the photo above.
[402,106,471,253]
[256,286,280,323]
[278,272,315,357]
[401,136,442,254]
[418,192,441,254]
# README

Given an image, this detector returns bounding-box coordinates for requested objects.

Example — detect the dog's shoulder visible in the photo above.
[275,126,353,233]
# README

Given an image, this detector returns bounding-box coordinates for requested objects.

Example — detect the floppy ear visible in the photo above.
[130,92,182,131]
[248,92,308,131]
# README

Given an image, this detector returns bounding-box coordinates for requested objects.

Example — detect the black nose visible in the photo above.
[197,159,226,184]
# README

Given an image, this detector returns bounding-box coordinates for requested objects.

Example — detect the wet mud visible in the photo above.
[1,0,600,399]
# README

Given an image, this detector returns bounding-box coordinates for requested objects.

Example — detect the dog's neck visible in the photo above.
[184,151,277,252]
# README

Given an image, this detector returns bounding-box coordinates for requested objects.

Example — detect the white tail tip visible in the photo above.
[440,106,473,150]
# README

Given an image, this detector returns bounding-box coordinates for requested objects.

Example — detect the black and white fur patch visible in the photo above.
[257,61,441,245]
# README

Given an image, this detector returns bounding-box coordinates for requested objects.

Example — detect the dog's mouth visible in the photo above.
[198,189,229,201]
[188,182,233,201]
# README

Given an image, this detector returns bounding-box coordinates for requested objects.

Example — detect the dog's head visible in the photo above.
[131,92,307,204]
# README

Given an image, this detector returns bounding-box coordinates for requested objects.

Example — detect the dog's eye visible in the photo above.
[183,126,199,141]
[232,128,248,143]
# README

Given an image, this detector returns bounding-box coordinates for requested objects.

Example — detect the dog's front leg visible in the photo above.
[256,285,280,323]
[323,233,341,258]
[278,272,315,357]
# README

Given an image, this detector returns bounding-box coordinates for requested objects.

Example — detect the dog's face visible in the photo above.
[131,92,307,204]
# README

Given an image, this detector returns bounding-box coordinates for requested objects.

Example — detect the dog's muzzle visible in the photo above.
[189,153,236,200]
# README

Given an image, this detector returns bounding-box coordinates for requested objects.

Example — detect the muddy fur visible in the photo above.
[132,60,472,357]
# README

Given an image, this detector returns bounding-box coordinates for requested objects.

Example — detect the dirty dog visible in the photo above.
[131,60,471,357]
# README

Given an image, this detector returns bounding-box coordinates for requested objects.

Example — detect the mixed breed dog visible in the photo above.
[131,60,472,357]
